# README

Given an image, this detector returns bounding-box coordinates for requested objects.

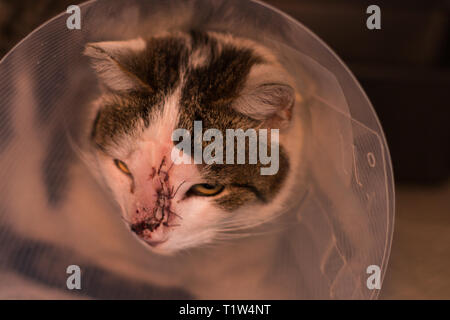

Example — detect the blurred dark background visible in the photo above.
[0,0,449,298]
[266,0,450,185]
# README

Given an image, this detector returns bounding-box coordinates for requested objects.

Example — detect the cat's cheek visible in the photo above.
[97,161,133,214]
[165,198,222,249]
[179,198,220,226]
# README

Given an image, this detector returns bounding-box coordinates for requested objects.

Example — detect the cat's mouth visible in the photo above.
[128,217,174,248]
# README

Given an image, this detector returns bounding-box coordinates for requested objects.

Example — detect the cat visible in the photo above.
[81,30,307,258]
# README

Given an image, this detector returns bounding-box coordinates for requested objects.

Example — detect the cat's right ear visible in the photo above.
[83,38,152,93]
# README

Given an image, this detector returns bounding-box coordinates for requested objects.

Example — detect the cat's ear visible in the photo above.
[232,61,296,128]
[83,38,152,93]
[233,82,295,129]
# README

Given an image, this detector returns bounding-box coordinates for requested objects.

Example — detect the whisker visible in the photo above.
[171,180,186,198]
[120,216,132,225]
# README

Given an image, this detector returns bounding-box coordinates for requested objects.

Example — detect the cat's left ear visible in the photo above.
[83,38,152,93]
[233,68,296,129]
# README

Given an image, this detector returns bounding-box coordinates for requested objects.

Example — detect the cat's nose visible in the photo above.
[125,155,182,247]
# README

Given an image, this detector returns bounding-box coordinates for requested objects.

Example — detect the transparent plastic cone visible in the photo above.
[0,0,394,299]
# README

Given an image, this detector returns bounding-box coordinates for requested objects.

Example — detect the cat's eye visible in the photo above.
[188,184,224,197]
[114,159,131,175]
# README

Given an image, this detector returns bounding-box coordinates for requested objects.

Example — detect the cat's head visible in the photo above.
[83,31,302,255]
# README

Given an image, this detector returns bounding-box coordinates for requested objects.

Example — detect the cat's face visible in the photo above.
[84,32,298,254]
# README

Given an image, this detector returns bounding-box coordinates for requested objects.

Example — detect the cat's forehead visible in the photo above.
[90,31,269,153]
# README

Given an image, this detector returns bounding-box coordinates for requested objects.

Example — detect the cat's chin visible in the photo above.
[134,233,192,256]
[137,237,176,256]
